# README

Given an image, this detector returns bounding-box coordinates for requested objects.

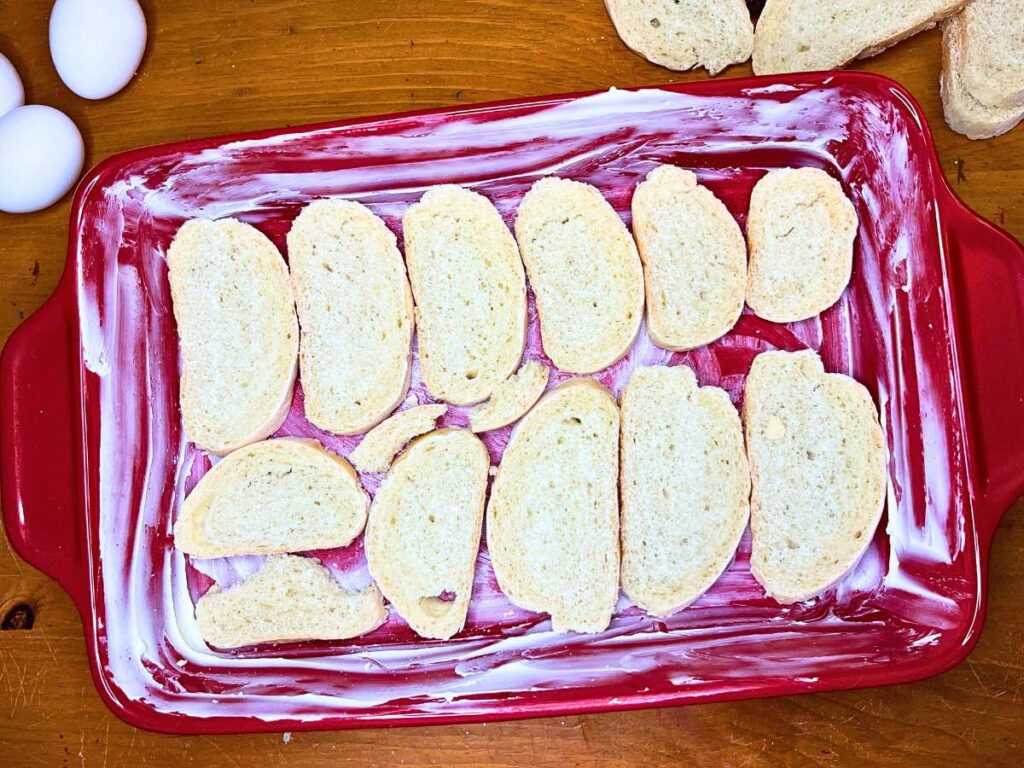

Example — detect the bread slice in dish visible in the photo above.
[349,403,448,473]
[403,185,527,405]
[468,360,550,433]
[631,164,746,350]
[195,554,387,648]
[941,4,1024,140]
[174,438,368,559]
[167,218,298,455]
[515,177,644,374]
[604,0,753,74]
[620,365,750,616]
[745,168,858,323]
[365,429,489,640]
[753,0,967,74]
[487,378,620,633]
[288,199,414,434]
[743,350,887,604]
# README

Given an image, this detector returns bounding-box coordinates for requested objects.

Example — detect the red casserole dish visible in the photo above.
[2,72,1023,734]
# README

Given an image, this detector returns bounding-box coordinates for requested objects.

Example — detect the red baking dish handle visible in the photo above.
[941,185,1024,546]
[0,279,88,607]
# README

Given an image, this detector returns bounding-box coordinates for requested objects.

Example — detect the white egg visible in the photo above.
[49,0,147,100]
[0,105,84,214]
[0,53,24,118]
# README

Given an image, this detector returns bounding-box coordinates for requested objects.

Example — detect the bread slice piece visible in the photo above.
[631,165,746,350]
[604,0,754,75]
[955,0,1024,109]
[745,168,858,323]
[487,378,620,633]
[468,360,550,433]
[365,429,489,639]
[167,218,299,455]
[941,10,1024,140]
[288,199,414,434]
[620,365,750,616]
[752,0,967,75]
[743,350,887,604]
[195,554,387,648]
[403,186,527,405]
[515,178,644,374]
[349,403,448,473]
[174,438,368,559]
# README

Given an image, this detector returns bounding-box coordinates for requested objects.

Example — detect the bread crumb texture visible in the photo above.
[366,429,489,639]
[745,168,857,322]
[403,185,527,405]
[743,350,887,604]
[604,0,753,74]
[515,177,644,374]
[174,438,368,559]
[167,218,298,454]
[288,199,414,434]
[195,554,387,648]
[620,365,750,616]
[487,379,621,633]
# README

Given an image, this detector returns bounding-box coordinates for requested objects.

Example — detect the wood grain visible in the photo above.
[1,1,1022,765]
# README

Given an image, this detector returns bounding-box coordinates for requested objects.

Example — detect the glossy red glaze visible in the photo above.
[1,72,1022,734]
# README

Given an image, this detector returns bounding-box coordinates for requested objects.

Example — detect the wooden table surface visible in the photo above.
[1,1,1022,765]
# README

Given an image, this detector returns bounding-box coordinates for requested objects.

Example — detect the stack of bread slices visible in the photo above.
[602,0,1022,140]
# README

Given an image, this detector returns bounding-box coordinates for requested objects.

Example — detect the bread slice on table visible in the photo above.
[167,218,298,455]
[288,199,414,434]
[743,349,887,604]
[631,164,746,350]
[745,168,858,323]
[195,554,387,648]
[349,403,448,473]
[174,438,368,559]
[515,177,644,374]
[603,0,753,75]
[468,360,550,433]
[487,378,620,633]
[752,0,967,75]
[403,185,527,405]
[620,365,750,617]
[365,429,489,640]
[941,4,1024,140]
[950,0,1024,109]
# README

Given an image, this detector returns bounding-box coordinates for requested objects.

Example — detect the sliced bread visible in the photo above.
[468,360,550,433]
[287,199,414,434]
[195,554,387,648]
[487,378,620,633]
[167,218,298,455]
[174,438,368,559]
[752,0,967,75]
[620,365,750,617]
[941,8,1024,140]
[954,0,1024,109]
[631,164,746,350]
[743,350,887,604]
[515,177,644,374]
[365,429,489,639]
[745,168,858,323]
[349,403,448,473]
[403,186,527,405]
[604,0,754,75]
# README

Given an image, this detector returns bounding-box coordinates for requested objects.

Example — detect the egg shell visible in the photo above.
[0,53,24,118]
[0,105,85,214]
[49,0,148,100]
